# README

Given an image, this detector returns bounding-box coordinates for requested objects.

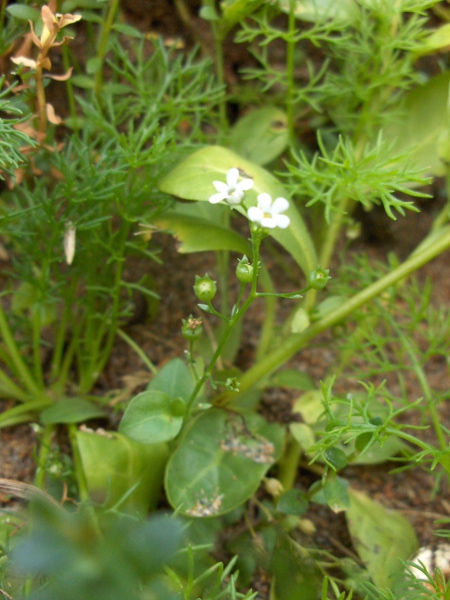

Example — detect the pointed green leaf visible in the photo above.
[154,210,250,254]
[165,409,284,516]
[119,390,184,444]
[158,146,317,276]
[228,107,288,165]
[41,398,107,425]
[419,23,450,56]
[6,4,40,21]
[346,488,419,588]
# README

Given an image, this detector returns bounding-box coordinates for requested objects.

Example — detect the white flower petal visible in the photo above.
[272,197,290,214]
[213,180,228,193]
[209,192,226,204]
[248,207,262,223]
[274,214,290,229]
[226,167,239,187]
[238,178,254,191]
[257,193,272,211]
[261,216,276,228]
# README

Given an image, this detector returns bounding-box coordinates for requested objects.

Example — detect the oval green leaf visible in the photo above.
[165,409,284,516]
[147,358,194,401]
[119,390,184,444]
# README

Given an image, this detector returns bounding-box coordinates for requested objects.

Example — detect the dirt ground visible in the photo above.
[1,0,450,595]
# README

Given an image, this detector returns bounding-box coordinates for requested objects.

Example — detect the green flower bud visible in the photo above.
[236,255,254,284]
[308,267,331,290]
[182,315,203,340]
[193,274,217,302]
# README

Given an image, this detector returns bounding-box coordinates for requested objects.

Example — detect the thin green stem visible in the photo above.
[34,424,54,489]
[31,308,44,390]
[0,302,43,397]
[218,225,450,406]
[117,329,157,375]
[285,0,297,144]
[62,45,80,131]
[186,232,264,412]
[94,0,121,100]
[208,2,227,134]
[391,320,448,453]
[255,266,276,361]
[0,399,53,428]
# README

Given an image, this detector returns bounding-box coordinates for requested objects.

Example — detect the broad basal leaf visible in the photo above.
[165,408,284,516]
[77,430,168,513]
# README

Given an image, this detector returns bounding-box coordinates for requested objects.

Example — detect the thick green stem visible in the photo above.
[218,226,450,406]
[277,437,302,490]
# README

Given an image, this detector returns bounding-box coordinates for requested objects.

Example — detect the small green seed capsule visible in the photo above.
[308,267,331,290]
[236,255,254,284]
[193,274,217,302]
[182,315,203,340]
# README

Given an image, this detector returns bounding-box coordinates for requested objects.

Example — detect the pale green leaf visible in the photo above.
[346,488,419,588]
[278,0,359,23]
[383,71,450,177]
[154,210,250,254]
[77,430,168,513]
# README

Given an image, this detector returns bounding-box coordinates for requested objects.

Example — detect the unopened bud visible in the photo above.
[308,267,330,290]
[193,274,217,302]
[236,255,254,284]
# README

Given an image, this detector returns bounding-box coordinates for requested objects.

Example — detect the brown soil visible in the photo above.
[1,1,450,596]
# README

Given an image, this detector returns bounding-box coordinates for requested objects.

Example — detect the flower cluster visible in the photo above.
[209,167,290,230]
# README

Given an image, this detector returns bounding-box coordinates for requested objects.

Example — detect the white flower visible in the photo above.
[209,167,254,205]
[248,193,290,229]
